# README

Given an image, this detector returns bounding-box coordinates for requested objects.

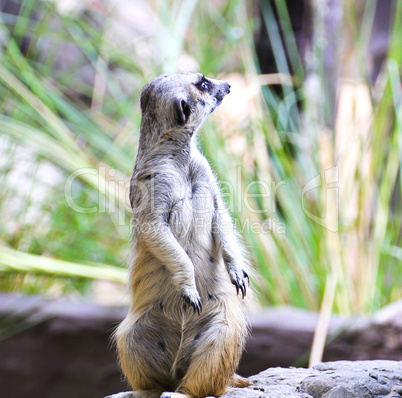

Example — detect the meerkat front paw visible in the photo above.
[181,285,202,315]
[228,268,249,299]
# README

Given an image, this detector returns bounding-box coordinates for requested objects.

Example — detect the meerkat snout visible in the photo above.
[214,81,231,102]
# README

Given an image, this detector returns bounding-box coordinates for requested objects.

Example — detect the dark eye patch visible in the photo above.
[194,76,211,92]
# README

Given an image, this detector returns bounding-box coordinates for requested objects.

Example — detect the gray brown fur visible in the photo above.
[107,73,253,398]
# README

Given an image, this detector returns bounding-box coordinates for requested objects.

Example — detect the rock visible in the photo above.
[104,361,402,398]
[322,301,402,364]
[240,302,402,376]
[239,306,346,375]
[223,361,402,398]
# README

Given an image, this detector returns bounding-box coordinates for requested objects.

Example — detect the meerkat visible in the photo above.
[106,73,253,398]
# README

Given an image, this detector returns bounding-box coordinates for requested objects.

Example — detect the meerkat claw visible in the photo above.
[182,293,202,315]
[234,280,240,295]
[231,269,248,299]
[243,270,250,285]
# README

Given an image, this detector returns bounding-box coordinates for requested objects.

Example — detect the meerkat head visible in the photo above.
[140,73,231,134]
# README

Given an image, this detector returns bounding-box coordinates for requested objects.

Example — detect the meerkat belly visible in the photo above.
[168,180,231,301]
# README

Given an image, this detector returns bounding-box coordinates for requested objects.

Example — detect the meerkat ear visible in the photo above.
[174,99,191,125]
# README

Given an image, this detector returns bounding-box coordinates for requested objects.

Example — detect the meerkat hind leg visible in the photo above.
[174,319,246,398]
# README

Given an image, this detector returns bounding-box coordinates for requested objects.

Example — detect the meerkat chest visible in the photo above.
[168,160,215,243]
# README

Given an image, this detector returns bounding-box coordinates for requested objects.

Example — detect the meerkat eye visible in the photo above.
[200,80,210,91]
[195,76,211,92]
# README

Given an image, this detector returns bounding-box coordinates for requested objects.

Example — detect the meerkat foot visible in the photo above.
[104,391,160,398]
[103,393,134,398]
[160,394,214,398]
[160,393,191,398]
[230,373,252,388]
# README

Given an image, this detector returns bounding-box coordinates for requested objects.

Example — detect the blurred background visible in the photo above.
[0,0,400,396]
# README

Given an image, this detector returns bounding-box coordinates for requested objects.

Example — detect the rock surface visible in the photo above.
[224,361,402,398]
[240,303,402,376]
[239,306,345,375]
